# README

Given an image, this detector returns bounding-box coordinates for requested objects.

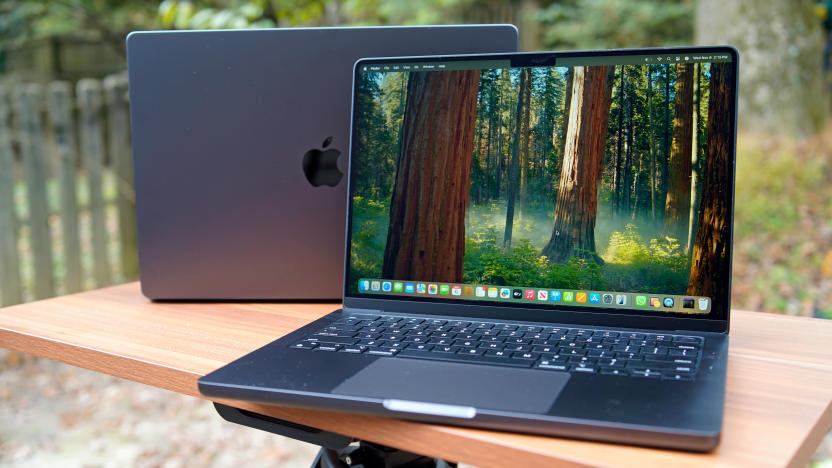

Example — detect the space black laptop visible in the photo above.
[126,25,517,300]
[199,46,738,451]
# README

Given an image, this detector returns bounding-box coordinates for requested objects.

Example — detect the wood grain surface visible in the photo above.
[1,282,831,468]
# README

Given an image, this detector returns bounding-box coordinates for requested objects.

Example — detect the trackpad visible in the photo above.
[333,358,570,414]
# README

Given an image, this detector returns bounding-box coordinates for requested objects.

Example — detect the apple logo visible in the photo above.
[302,136,343,187]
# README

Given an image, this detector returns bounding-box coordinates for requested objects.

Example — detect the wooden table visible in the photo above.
[1,282,831,468]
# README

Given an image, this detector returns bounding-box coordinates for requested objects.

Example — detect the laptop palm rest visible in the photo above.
[332,358,570,415]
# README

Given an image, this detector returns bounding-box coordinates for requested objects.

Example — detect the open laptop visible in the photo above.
[126,25,517,300]
[199,46,738,451]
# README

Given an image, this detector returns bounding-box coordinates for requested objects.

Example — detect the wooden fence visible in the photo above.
[0,74,137,306]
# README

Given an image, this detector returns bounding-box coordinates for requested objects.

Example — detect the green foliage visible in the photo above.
[158,0,276,29]
[1,1,158,44]
[347,196,389,293]
[602,224,689,293]
[352,73,399,200]
[537,0,694,50]
[463,230,604,290]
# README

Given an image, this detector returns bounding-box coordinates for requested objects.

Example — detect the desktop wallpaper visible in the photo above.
[349,60,734,314]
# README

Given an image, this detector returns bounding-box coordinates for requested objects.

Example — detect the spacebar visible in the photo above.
[397,350,533,368]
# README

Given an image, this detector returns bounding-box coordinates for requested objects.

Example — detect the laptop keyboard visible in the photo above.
[290,314,703,381]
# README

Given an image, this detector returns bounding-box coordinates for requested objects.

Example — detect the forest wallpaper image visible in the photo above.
[349,60,733,314]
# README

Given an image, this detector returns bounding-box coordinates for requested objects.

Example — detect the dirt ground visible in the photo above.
[1,350,830,467]
[0,352,320,467]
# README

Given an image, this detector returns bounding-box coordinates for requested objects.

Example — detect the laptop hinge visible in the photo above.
[342,307,385,315]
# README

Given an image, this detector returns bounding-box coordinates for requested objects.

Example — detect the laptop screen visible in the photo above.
[346,48,736,320]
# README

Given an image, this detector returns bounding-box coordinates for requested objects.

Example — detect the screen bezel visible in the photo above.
[342,46,738,334]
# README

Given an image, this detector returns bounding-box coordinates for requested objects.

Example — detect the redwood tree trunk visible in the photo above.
[663,63,694,243]
[687,63,701,255]
[542,65,612,264]
[687,62,733,313]
[503,69,527,248]
[659,65,671,223]
[614,66,623,216]
[519,68,532,216]
[382,70,480,282]
[648,65,656,223]
[559,69,574,158]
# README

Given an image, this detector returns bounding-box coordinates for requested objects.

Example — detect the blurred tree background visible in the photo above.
[0,0,830,316]
[1,1,831,466]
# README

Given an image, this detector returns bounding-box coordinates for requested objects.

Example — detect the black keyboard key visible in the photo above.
[315,344,342,352]
[622,332,646,340]
[480,342,504,350]
[398,349,532,368]
[458,347,483,356]
[431,346,459,354]
[676,344,699,351]
[568,356,596,365]
[674,335,703,343]
[409,344,433,352]
[513,352,540,361]
[631,370,662,378]
[600,368,629,376]
[663,373,694,381]
[368,347,399,356]
[314,331,356,338]
[327,325,363,332]
[535,361,568,371]
[484,350,512,358]
[342,315,378,321]
[481,336,502,343]
[291,342,317,350]
[358,339,386,347]
[340,345,368,353]
[428,338,454,346]
[571,365,596,374]
[643,355,675,362]
[356,333,381,340]
[454,340,478,347]
[311,336,359,345]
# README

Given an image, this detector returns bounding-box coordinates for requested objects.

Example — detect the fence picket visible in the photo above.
[13,84,55,300]
[0,86,23,306]
[77,79,111,287]
[104,75,138,280]
[48,82,83,293]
